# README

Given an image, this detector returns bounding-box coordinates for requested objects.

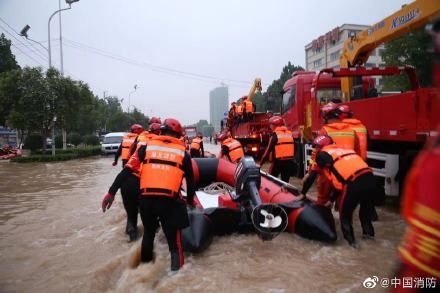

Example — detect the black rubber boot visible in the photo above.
[170,251,181,271]
[128,230,138,242]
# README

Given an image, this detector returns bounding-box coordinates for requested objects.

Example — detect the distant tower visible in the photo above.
[209,85,229,133]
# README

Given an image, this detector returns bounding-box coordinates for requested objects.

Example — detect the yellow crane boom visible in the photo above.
[247,78,262,102]
[339,0,440,101]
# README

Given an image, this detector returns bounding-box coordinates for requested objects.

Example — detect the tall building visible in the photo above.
[305,24,385,87]
[209,85,228,133]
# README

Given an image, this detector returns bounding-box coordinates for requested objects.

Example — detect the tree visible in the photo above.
[381,27,433,91]
[264,62,304,113]
[0,33,19,74]
[0,69,22,126]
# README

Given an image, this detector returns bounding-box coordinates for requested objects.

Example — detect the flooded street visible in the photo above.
[0,144,406,292]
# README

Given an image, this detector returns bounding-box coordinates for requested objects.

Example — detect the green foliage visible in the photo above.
[23,134,43,150]
[55,135,63,148]
[83,135,100,145]
[263,62,304,113]
[14,146,101,162]
[68,132,82,146]
[381,27,433,91]
[0,33,19,74]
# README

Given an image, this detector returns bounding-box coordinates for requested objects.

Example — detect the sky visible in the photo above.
[0,0,409,125]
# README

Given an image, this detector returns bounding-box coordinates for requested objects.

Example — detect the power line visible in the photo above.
[62,37,251,87]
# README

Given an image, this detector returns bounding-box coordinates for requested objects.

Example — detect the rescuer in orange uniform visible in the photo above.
[301,135,376,247]
[235,100,244,122]
[394,20,440,285]
[217,132,244,163]
[136,118,196,271]
[228,102,237,128]
[113,124,144,167]
[336,105,368,161]
[319,102,356,151]
[260,116,295,182]
[242,95,254,121]
[102,122,161,242]
[190,133,205,158]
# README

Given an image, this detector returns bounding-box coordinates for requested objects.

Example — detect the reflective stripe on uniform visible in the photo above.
[146,145,185,156]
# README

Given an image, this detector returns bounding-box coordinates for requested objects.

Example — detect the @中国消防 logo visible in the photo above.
[363,276,379,289]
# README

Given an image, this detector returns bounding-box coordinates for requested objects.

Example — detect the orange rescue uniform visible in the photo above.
[343,118,368,161]
[244,99,253,114]
[140,136,186,197]
[121,133,138,161]
[319,122,356,151]
[274,126,294,160]
[220,137,244,163]
[125,131,157,177]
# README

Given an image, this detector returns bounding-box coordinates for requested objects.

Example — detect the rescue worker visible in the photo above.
[113,124,144,167]
[242,95,254,121]
[137,118,196,271]
[394,20,440,284]
[217,132,244,163]
[190,133,204,158]
[337,105,368,161]
[319,102,356,151]
[102,123,162,242]
[235,100,244,123]
[259,116,295,183]
[301,135,376,247]
[227,102,237,128]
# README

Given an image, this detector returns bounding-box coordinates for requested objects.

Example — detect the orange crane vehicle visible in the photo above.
[280,0,440,197]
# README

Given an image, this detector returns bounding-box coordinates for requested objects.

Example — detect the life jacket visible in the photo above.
[140,135,186,197]
[244,99,253,114]
[321,145,371,190]
[236,104,243,116]
[399,131,440,278]
[320,122,355,151]
[190,137,202,151]
[274,126,294,160]
[121,133,138,160]
[343,118,368,161]
[222,137,244,163]
[125,131,158,177]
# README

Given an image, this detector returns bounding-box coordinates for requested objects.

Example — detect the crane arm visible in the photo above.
[247,78,262,102]
[340,0,440,68]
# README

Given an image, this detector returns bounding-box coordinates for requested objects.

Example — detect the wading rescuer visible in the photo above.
[190,133,204,158]
[394,20,440,284]
[217,131,244,163]
[113,124,144,167]
[259,116,295,182]
[337,105,368,161]
[137,118,196,271]
[319,102,355,151]
[301,135,375,247]
[101,123,161,242]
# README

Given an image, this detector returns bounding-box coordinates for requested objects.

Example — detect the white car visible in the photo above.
[101,132,127,154]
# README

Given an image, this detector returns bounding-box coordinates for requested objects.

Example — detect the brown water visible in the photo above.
[0,146,406,292]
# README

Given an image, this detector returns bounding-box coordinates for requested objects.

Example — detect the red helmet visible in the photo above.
[130,124,144,134]
[149,117,161,124]
[312,135,334,149]
[242,95,248,100]
[160,118,183,136]
[149,123,161,134]
[320,102,339,121]
[269,116,284,126]
[217,132,229,141]
[336,104,352,119]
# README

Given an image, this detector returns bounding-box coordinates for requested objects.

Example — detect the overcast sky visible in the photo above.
[0,0,408,125]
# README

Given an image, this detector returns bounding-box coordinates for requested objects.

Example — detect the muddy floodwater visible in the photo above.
[0,143,406,292]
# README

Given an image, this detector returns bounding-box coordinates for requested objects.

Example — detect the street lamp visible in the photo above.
[128,85,138,114]
[20,25,50,67]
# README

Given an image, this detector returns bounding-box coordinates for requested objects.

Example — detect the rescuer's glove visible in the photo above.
[102,193,115,212]
[112,161,117,166]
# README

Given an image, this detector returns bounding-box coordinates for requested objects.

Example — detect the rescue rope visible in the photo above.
[201,182,234,195]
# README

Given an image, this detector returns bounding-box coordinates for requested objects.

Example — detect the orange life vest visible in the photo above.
[236,104,243,116]
[244,99,253,114]
[222,137,244,163]
[140,136,186,197]
[274,126,294,160]
[125,131,158,177]
[121,133,138,160]
[190,137,202,151]
[343,118,368,161]
[320,122,355,151]
[321,145,371,190]
[399,132,440,278]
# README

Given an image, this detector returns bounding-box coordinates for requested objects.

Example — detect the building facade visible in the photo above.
[209,85,229,133]
[305,24,385,87]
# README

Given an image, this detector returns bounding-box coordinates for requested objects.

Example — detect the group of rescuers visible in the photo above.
[99,101,438,278]
[227,95,255,128]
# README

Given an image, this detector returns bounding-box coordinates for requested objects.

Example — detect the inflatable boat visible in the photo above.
[181,157,336,253]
